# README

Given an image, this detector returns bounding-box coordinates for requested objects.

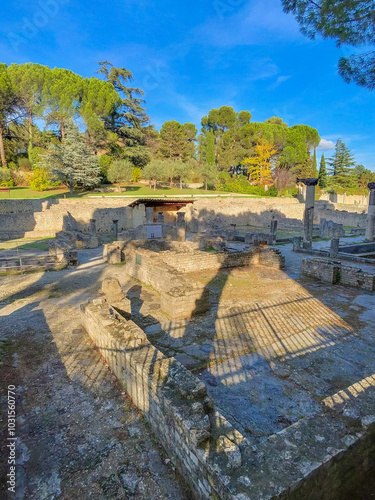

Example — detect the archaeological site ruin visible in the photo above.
[1,188,375,499]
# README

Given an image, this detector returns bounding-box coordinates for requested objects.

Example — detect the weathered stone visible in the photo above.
[119,472,141,494]
[217,436,242,468]
[101,278,124,302]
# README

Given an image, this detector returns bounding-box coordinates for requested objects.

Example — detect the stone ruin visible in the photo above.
[302,257,375,291]
[81,271,375,499]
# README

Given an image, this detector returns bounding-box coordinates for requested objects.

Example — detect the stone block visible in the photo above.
[101,278,124,302]
[106,244,123,264]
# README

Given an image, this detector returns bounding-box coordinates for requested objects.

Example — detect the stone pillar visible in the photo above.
[299,178,318,249]
[320,218,327,238]
[90,219,96,235]
[177,212,186,242]
[230,223,237,241]
[293,236,302,252]
[365,182,375,242]
[270,220,277,243]
[112,220,119,240]
[146,207,154,224]
[330,238,340,259]
[157,212,164,223]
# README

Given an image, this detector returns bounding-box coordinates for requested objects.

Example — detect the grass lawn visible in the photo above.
[0,237,55,252]
[0,184,261,199]
[0,187,70,199]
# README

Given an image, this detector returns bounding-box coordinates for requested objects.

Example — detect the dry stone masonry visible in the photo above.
[302,257,375,291]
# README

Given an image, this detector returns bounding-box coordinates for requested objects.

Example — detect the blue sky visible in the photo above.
[1,0,375,170]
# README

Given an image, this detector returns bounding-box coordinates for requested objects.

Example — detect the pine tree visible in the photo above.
[327,139,356,189]
[159,121,192,161]
[40,121,101,194]
[282,1,375,89]
[318,154,327,188]
[328,138,355,173]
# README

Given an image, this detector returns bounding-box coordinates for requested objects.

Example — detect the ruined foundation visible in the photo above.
[81,298,375,500]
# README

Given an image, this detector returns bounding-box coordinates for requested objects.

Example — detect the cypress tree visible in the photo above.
[318,154,327,188]
[205,130,215,166]
[312,148,318,177]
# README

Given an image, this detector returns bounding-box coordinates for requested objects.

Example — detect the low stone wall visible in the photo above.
[125,248,210,319]
[124,244,284,318]
[0,254,68,275]
[302,258,375,291]
[159,246,285,273]
[81,301,248,500]
[184,197,306,231]
[320,192,369,207]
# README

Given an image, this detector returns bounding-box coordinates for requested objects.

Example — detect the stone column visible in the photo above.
[177,212,186,242]
[146,207,154,224]
[90,219,96,235]
[112,220,119,240]
[330,238,340,259]
[293,236,302,252]
[299,178,318,249]
[365,182,375,242]
[157,212,164,223]
[320,218,327,238]
[270,220,277,244]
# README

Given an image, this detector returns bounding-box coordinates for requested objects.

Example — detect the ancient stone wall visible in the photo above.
[124,245,284,318]
[315,203,366,227]
[319,192,369,207]
[159,246,285,272]
[0,198,141,239]
[0,196,368,240]
[125,248,210,318]
[302,258,375,291]
[80,301,247,500]
[184,197,306,230]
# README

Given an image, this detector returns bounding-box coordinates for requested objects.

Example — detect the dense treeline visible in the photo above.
[0,62,373,195]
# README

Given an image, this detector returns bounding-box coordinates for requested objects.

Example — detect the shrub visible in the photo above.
[17,157,31,170]
[98,154,113,183]
[98,154,112,170]
[217,172,275,196]
[28,146,45,168]
[29,168,52,191]
[132,167,142,182]
[0,168,13,187]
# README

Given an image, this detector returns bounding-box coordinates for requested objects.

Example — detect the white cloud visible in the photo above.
[194,0,302,48]
[317,139,336,151]
[268,75,291,90]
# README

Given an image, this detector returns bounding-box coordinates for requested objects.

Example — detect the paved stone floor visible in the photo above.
[0,250,190,500]
[125,243,375,445]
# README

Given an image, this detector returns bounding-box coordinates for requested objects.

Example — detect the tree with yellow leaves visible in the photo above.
[242,139,277,185]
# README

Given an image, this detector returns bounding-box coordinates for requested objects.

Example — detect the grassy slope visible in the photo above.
[0,184,260,199]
